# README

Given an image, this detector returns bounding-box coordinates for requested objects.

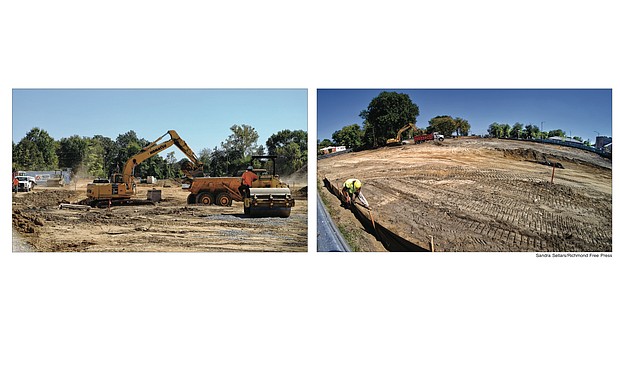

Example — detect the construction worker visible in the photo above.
[239,165,258,198]
[342,178,369,208]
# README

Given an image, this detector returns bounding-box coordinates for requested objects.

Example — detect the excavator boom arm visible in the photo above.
[395,123,415,141]
[387,122,416,144]
[121,130,203,183]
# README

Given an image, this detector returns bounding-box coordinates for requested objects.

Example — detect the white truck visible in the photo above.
[16,175,36,192]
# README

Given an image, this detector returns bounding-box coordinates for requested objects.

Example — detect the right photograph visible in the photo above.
[317,89,612,252]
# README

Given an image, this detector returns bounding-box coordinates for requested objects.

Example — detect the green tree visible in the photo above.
[255,145,266,156]
[573,136,583,142]
[57,135,88,175]
[331,124,363,149]
[500,124,511,138]
[427,115,457,136]
[510,123,523,138]
[92,135,118,178]
[318,139,332,149]
[360,91,420,147]
[12,141,17,170]
[273,142,303,176]
[222,124,260,159]
[454,117,471,137]
[266,129,308,176]
[547,129,566,138]
[166,151,177,178]
[13,139,45,170]
[141,154,166,178]
[218,124,261,175]
[524,124,540,139]
[83,138,105,178]
[199,148,212,165]
[209,147,229,177]
[487,122,501,138]
[114,130,142,174]
[266,129,308,155]
[13,127,58,170]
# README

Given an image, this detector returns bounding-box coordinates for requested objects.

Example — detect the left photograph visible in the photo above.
[12,89,308,252]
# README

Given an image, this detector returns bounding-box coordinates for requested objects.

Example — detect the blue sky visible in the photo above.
[317,89,612,143]
[12,89,307,155]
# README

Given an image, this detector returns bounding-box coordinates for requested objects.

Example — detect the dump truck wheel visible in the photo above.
[196,192,214,205]
[216,193,232,206]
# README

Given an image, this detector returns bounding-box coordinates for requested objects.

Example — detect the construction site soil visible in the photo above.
[12,179,307,252]
[318,138,612,252]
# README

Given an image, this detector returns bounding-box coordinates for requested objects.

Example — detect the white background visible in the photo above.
[1,1,617,365]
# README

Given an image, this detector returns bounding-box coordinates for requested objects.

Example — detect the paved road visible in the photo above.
[317,193,350,252]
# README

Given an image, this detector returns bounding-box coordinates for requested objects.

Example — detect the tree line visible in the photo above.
[318,91,471,151]
[13,125,307,179]
[486,122,591,145]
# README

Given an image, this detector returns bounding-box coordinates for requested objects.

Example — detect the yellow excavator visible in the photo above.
[386,122,417,146]
[82,130,203,208]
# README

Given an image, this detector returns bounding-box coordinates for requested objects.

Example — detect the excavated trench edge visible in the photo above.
[322,177,429,252]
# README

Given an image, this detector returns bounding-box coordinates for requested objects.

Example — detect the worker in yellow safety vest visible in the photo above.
[341,178,369,208]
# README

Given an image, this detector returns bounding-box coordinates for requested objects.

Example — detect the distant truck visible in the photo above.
[15,175,36,192]
[319,146,347,155]
[412,132,445,144]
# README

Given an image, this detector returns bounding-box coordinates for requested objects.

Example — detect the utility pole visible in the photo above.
[594,131,600,147]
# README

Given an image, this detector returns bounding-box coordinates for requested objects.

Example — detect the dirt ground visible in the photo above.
[318,137,612,252]
[12,179,307,252]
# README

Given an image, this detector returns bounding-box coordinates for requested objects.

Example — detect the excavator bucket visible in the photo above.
[244,187,295,218]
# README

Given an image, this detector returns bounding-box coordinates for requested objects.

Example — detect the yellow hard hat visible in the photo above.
[354,180,362,189]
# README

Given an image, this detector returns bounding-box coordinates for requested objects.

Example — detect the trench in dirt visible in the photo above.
[322,177,428,252]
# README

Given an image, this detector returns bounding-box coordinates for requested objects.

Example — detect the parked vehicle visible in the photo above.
[16,175,36,192]
[412,132,445,144]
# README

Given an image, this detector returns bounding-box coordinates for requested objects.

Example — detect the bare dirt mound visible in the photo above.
[294,186,308,197]
[499,147,605,170]
[13,190,78,207]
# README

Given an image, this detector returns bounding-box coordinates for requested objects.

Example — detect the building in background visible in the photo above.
[595,136,612,150]
[548,136,584,144]
[319,146,347,155]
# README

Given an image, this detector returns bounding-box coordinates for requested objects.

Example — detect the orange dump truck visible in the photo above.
[185,177,244,206]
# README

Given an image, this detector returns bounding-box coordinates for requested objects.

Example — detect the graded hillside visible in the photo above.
[12,179,307,252]
[318,137,612,252]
